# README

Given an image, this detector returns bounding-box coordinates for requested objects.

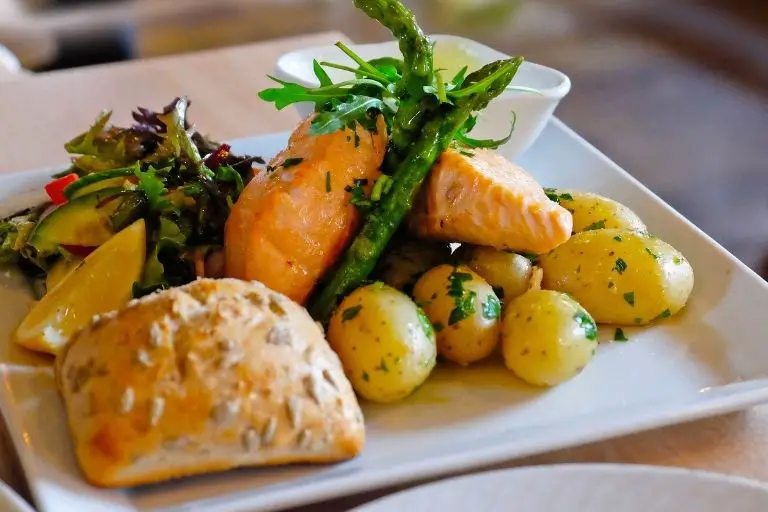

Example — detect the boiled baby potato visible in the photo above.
[327,283,437,404]
[546,188,647,233]
[502,290,597,387]
[539,229,694,325]
[459,245,533,302]
[376,239,452,294]
[15,219,146,355]
[412,264,501,366]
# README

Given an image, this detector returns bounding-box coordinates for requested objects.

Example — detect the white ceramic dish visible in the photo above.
[351,464,768,512]
[2,118,768,512]
[0,480,35,512]
[274,34,571,159]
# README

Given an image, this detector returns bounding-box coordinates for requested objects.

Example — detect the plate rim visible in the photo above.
[1,118,768,512]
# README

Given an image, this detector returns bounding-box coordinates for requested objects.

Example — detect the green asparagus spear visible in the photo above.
[309,58,523,323]
[353,0,435,171]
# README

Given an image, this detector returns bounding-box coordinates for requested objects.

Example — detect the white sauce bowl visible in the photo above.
[273,34,571,159]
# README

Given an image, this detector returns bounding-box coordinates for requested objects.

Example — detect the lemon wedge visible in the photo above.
[45,255,84,293]
[15,219,146,355]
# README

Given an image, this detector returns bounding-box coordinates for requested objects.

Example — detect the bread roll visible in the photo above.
[55,278,365,488]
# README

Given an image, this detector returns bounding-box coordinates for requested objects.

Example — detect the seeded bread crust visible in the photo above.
[55,278,365,488]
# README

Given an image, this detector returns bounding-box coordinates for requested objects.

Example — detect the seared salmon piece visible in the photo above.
[225,115,388,304]
[407,148,572,254]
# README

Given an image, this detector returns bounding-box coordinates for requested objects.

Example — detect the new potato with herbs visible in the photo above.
[501,290,598,387]
[327,283,437,404]
[545,188,647,233]
[539,229,694,325]
[412,264,501,366]
[460,246,533,303]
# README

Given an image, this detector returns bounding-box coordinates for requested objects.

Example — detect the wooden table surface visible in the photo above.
[1,30,768,512]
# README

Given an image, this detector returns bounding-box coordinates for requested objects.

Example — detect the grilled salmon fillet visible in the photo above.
[408,148,572,254]
[224,115,388,304]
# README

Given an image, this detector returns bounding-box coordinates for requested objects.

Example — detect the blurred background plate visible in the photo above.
[351,464,768,512]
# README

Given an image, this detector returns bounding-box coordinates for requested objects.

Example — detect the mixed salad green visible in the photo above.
[0,97,263,298]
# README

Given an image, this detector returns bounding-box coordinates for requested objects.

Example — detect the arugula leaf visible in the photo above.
[313,59,333,87]
[367,56,403,82]
[455,112,516,150]
[309,95,385,135]
[450,65,469,88]
[258,76,384,111]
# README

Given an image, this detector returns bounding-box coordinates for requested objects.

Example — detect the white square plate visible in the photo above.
[1,118,768,512]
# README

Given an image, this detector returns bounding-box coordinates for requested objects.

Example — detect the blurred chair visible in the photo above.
[0,24,58,72]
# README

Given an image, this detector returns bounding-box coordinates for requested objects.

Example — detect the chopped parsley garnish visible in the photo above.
[370,175,392,201]
[346,179,372,209]
[447,270,476,325]
[449,291,477,325]
[416,307,435,338]
[282,157,303,168]
[574,310,597,341]
[614,258,627,275]
[341,305,362,322]
[362,371,369,382]
[481,295,501,320]
[543,188,574,204]
[608,281,615,289]
[614,328,629,342]
[653,309,671,321]
[584,219,606,231]
[613,235,623,242]
[378,358,389,373]
[325,171,332,192]
[673,255,683,265]
[623,291,635,306]
[645,247,659,260]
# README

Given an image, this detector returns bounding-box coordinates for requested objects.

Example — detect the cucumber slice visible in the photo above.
[63,166,136,199]
[28,187,129,254]
[70,176,131,199]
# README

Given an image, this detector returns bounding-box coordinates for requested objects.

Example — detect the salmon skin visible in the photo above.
[408,148,573,254]
[224,115,388,304]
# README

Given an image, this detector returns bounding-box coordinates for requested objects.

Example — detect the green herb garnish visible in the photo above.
[614,258,627,275]
[341,305,363,322]
[282,157,304,168]
[624,291,635,306]
[614,328,629,342]
[574,310,597,341]
[584,219,607,231]
[543,188,574,204]
[481,295,501,320]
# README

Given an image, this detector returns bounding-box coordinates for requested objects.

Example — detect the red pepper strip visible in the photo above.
[203,143,231,170]
[44,173,79,205]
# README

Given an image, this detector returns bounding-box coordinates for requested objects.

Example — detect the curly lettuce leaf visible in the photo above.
[0,213,37,264]
[136,217,188,295]
[64,110,145,173]
[155,97,203,170]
